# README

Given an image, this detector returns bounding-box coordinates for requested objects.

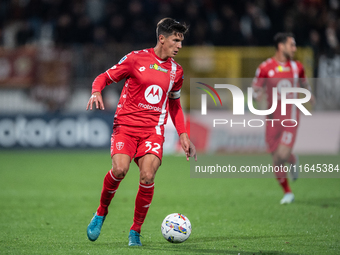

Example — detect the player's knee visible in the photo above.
[273,149,290,165]
[278,151,290,163]
[140,171,155,184]
[112,165,129,178]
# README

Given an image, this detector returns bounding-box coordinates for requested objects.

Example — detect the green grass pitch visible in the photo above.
[0,151,339,254]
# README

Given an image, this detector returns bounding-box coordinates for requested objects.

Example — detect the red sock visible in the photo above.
[274,165,291,193]
[96,169,123,216]
[130,182,154,233]
[287,154,296,164]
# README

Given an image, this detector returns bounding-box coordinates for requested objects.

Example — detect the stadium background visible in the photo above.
[0,0,339,153]
[0,1,340,254]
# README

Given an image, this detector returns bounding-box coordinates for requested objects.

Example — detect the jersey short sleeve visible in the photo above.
[252,63,267,88]
[105,52,135,83]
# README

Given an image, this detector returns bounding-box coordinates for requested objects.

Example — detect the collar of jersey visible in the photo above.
[272,57,289,66]
[150,48,170,64]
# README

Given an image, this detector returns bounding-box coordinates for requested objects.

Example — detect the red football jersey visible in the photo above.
[93,48,184,135]
[252,57,307,121]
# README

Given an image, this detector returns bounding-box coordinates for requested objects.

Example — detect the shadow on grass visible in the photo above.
[185,234,303,243]
[88,234,302,255]
[144,246,298,255]
[101,244,300,255]
[297,196,340,208]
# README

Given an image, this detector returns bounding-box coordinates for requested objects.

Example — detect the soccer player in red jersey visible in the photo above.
[252,33,314,204]
[86,18,197,246]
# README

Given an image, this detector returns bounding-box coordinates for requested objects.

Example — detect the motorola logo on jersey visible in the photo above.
[145,85,163,104]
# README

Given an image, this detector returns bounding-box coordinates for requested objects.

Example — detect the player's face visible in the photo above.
[163,32,184,58]
[282,37,297,59]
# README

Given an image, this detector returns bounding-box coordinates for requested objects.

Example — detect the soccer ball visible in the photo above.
[161,213,192,243]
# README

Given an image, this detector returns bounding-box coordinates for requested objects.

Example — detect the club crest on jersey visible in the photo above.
[150,63,168,73]
[144,85,163,104]
[116,142,124,150]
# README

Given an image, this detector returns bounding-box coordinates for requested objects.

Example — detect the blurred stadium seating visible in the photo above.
[0,0,339,152]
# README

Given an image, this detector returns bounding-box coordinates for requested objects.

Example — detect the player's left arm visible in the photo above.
[169,98,197,161]
[169,70,197,161]
[298,63,316,105]
[179,132,197,161]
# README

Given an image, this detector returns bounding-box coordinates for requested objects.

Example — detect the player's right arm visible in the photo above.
[86,53,134,111]
[252,86,264,101]
[252,64,267,101]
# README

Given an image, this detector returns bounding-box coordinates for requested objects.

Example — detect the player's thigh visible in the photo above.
[274,127,297,161]
[265,123,282,153]
[110,130,137,177]
[135,133,164,165]
[137,154,161,184]
[274,143,292,162]
[110,130,137,159]
[111,154,131,178]
[278,126,298,151]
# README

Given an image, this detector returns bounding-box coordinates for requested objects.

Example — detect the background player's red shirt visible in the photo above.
[252,57,307,122]
[92,48,184,135]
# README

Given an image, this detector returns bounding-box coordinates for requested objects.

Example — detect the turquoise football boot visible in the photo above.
[128,230,142,246]
[87,213,106,241]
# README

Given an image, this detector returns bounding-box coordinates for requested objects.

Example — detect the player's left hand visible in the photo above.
[179,133,197,161]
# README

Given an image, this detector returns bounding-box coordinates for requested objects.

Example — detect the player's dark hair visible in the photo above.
[274,32,295,49]
[156,18,188,40]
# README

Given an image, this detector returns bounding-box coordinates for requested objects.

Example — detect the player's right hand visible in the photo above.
[252,87,264,101]
[86,92,105,111]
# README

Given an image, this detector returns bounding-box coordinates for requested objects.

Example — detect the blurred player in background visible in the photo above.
[86,18,196,246]
[252,32,314,204]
